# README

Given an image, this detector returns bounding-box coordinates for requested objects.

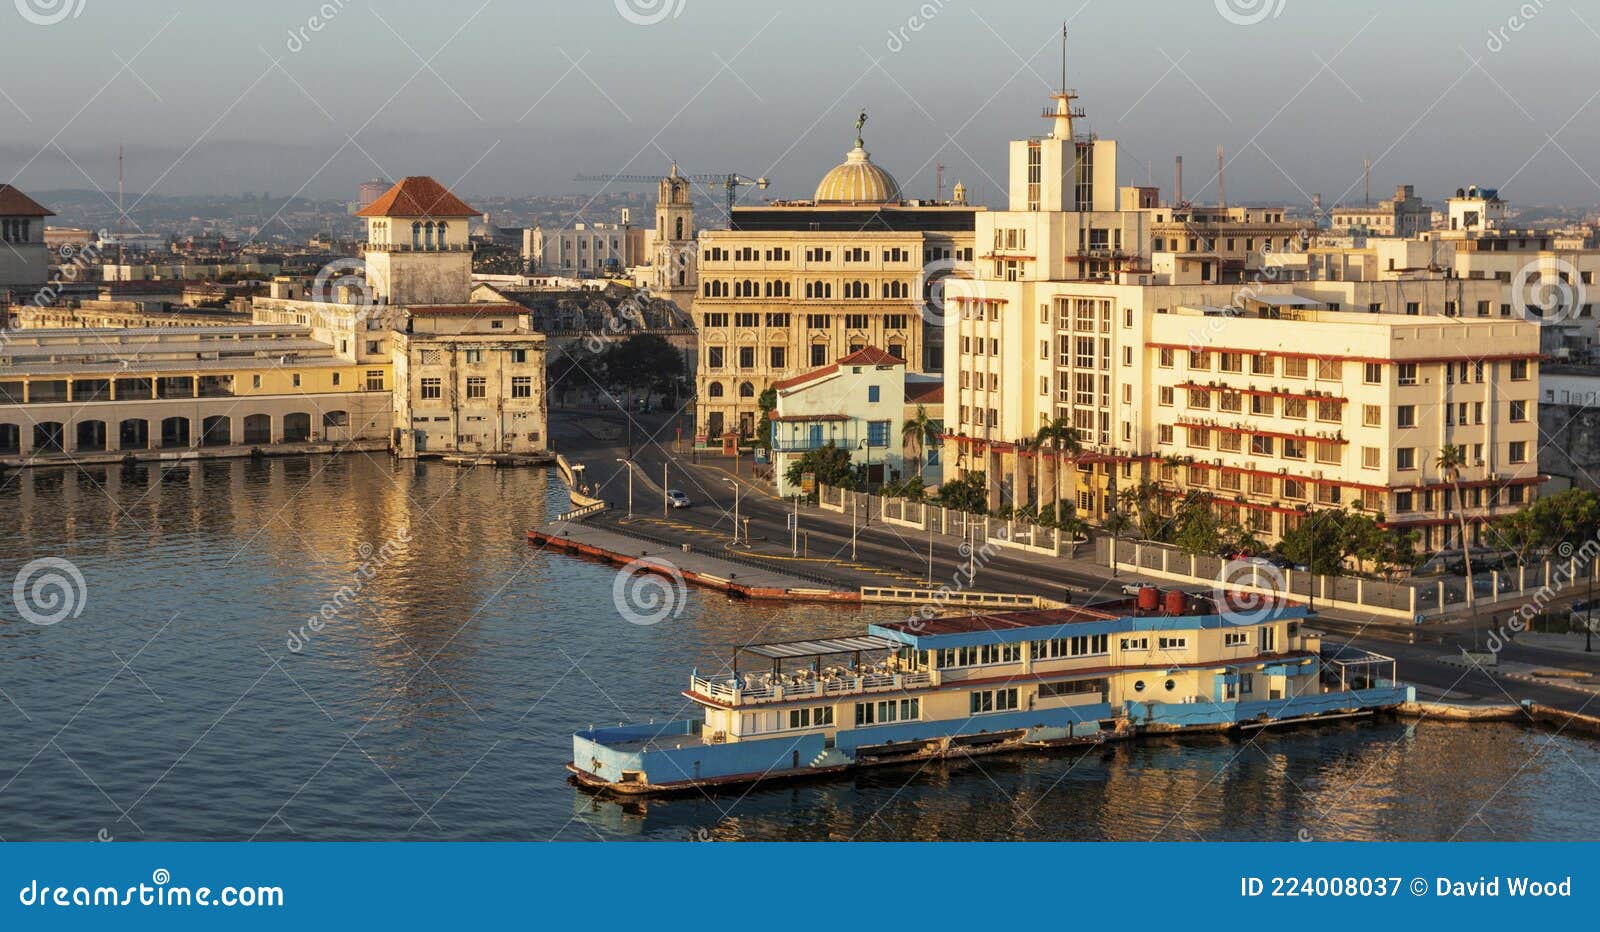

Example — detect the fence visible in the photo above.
[821,485,1076,558]
[1101,537,1417,619]
[860,587,1067,610]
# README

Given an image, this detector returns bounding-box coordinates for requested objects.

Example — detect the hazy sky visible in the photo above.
[4,0,1598,214]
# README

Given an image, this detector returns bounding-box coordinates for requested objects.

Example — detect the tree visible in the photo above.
[1033,415,1083,518]
[901,405,938,482]
[784,442,856,492]
[936,470,988,514]
[596,334,683,397]
[1118,481,1172,543]
[755,387,778,451]
[1172,492,1222,556]
[1437,444,1474,606]
[1278,508,1353,575]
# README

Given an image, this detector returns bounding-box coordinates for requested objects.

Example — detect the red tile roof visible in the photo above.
[0,185,55,217]
[355,176,478,218]
[772,363,838,392]
[905,380,943,404]
[837,346,903,367]
[406,303,524,316]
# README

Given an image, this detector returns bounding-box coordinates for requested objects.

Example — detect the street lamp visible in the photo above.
[722,477,741,546]
[615,458,634,520]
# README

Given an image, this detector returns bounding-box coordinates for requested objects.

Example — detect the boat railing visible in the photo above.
[691,670,935,705]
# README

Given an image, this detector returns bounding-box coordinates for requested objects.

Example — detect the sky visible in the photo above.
[3,0,1598,214]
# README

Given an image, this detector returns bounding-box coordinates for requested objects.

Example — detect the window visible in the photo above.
[1224,631,1249,647]
[420,377,442,400]
[1039,679,1106,698]
[1510,400,1527,422]
[512,376,532,399]
[1120,637,1148,651]
[707,346,725,369]
[465,349,483,364]
[1397,363,1418,386]
[1510,360,1529,382]
[511,349,528,364]
[292,373,301,388]
[466,377,486,399]
[1396,447,1415,470]
[810,344,828,366]
[739,346,755,369]
[769,346,786,369]
[938,643,1021,667]
[969,688,1019,715]
[1362,446,1380,469]
[788,706,834,729]
[1509,441,1527,464]
[1157,636,1187,651]
[1159,348,1175,368]
[1363,362,1382,384]
[251,374,262,389]
[1362,404,1382,427]
[867,420,890,447]
[1159,386,1174,406]
[855,698,920,725]
[1397,405,1415,428]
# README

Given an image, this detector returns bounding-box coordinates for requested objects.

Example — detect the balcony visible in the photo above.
[690,668,936,706]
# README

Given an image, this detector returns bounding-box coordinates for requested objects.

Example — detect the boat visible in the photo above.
[567,586,1411,795]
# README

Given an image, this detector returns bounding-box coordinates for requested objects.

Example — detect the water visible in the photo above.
[2,456,1598,842]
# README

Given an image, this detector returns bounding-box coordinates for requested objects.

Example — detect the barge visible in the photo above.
[568,587,1410,795]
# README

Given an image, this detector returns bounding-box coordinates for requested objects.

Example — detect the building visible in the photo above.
[1330,185,1432,238]
[768,347,911,495]
[524,220,646,279]
[0,184,54,302]
[356,175,478,306]
[941,75,1543,552]
[693,115,980,442]
[648,165,697,311]
[0,325,392,458]
[390,304,547,458]
[358,179,390,211]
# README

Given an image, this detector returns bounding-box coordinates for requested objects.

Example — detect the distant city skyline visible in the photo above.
[4,0,1599,212]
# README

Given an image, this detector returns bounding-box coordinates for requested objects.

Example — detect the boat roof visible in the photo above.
[871,593,1310,649]
[739,635,900,660]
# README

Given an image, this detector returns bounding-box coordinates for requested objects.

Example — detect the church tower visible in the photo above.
[356,176,478,306]
[653,164,696,312]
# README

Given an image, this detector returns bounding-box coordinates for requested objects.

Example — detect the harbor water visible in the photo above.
[1,455,1597,842]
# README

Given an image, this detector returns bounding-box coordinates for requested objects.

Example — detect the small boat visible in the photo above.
[568,587,1410,795]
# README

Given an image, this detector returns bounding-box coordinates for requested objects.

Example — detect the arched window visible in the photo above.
[412,222,422,248]
[739,381,755,398]
[675,217,684,239]
[424,221,435,249]
[437,222,448,245]
[708,382,724,398]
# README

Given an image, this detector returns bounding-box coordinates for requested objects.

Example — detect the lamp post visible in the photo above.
[615,458,634,520]
[662,461,669,518]
[722,477,741,546]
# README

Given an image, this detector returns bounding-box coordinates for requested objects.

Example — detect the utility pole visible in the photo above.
[791,494,799,557]
[926,520,934,585]
[851,495,858,561]
[662,461,669,517]
[723,478,741,545]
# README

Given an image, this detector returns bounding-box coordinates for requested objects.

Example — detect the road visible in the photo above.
[549,404,1600,718]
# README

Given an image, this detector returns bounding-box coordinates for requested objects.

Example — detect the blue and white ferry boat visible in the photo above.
[569,588,1410,795]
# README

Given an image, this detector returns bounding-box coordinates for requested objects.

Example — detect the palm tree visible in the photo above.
[901,405,937,482]
[1034,416,1083,523]
[1438,443,1475,607]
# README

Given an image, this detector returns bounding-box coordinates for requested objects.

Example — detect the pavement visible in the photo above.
[546,402,1600,720]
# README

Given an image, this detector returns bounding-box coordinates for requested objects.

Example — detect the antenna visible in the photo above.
[1061,22,1068,96]
[117,141,125,265]
[1217,145,1226,209]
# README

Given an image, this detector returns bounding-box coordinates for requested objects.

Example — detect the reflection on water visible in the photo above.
[1,456,1597,841]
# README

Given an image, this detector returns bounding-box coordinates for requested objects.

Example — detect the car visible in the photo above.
[1570,600,1600,628]
[1119,582,1149,596]
[666,489,692,509]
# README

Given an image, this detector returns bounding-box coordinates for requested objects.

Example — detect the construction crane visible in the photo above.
[574,167,770,218]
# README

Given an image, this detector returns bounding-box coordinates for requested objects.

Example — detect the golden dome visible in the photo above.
[814,145,901,205]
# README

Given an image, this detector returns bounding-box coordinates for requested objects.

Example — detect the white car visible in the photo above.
[666,489,692,509]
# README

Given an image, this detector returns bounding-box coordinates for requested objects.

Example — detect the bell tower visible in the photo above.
[653,163,696,312]
[356,176,478,306]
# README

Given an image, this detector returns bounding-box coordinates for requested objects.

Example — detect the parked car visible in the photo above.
[1569,600,1600,629]
[1120,582,1149,596]
[666,489,692,509]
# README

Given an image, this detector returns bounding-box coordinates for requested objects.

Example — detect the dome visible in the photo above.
[814,145,901,205]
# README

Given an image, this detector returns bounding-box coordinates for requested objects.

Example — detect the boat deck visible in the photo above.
[603,731,710,753]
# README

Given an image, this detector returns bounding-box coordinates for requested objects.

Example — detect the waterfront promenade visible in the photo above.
[548,403,1600,727]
